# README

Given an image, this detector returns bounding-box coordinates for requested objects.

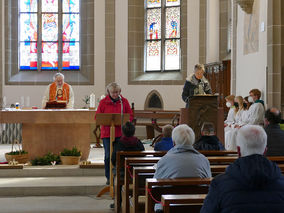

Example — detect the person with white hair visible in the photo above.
[182,64,212,107]
[201,125,284,213]
[153,124,211,179]
[42,73,74,109]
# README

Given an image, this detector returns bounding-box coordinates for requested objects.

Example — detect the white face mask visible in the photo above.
[248,96,254,103]
[226,102,232,108]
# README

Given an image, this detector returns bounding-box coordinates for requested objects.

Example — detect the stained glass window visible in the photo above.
[19,0,80,71]
[145,0,181,72]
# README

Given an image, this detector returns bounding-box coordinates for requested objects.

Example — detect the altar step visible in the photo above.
[0,164,105,178]
[0,176,108,197]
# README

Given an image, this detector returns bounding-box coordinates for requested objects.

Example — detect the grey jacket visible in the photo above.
[153,145,212,179]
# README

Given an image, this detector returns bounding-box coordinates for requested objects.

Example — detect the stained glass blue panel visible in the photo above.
[147,0,161,8]
[42,14,58,41]
[165,39,180,70]
[42,42,58,69]
[63,0,80,13]
[20,14,37,41]
[165,7,180,39]
[63,42,80,70]
[146,41,161,71]
[20,0,37,12]
[147,9,161,40]
[19,42,38,70]
[42,0,58,12]
[63,14,80,41]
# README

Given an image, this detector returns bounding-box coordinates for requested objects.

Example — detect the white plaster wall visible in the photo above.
[2,0,106,109]
[206,0,220,63]
[235,0,267,102]
[115,0,200,110]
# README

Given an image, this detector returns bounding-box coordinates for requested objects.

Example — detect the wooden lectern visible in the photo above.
[96,113,130,198]
[180,95,224,143]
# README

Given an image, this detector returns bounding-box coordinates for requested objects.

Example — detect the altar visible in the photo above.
[0,109,96,161]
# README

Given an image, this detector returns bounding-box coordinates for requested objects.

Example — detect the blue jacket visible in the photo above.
[154,137,174,151]
[201,154,284,213]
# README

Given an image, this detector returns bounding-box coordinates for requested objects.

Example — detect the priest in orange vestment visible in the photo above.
[42,73,74,109]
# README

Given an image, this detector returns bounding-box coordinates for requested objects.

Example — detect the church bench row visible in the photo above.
[115,150,236,212]
[161,194,206,213]
[115,151,282,213]
[130,164,284,213]
[145,178,212,213]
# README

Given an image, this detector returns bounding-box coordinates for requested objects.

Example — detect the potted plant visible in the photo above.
[82,95,90,109]
[60,147,82,165]
[5,140,29,164]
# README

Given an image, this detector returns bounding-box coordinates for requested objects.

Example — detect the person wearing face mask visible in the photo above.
[245,89,265,126]
[224,95,236,150]
[182,64,212,107]
[96,82,133,185]
[226,96,246,150]
[224,95,236,127]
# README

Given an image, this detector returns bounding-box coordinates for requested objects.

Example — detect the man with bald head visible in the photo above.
[264,108,284,156]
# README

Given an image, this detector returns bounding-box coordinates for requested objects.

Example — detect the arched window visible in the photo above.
[145,0,181,72]
[19,0,80,71]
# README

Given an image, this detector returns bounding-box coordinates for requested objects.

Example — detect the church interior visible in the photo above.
[0,0,283,212]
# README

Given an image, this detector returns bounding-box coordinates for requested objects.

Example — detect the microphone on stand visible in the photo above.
[119,95,124,132]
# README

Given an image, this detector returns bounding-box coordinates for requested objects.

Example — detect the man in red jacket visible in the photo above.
[96,82,133,185]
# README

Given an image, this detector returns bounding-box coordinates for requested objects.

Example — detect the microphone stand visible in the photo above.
[119,96,123,132]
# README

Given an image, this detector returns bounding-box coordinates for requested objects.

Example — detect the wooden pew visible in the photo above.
[160,164,284,213]
[115,151,166,213]
[145,178,212,213]
[132,164,284,213]
[208,156,284,164]
[123,157,161,213]
[131,167,156,213]
[130,164,227,213]
[199,150,237,156]
[161,194,206,213]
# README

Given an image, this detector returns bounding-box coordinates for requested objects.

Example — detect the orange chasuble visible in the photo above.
[49,82,70,103]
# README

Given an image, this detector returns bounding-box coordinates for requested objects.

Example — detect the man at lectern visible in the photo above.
[182,64,212,107]
[42,73,74,109]
[96,82,133,185]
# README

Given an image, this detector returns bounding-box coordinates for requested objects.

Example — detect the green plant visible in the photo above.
[31,152,60,166]
[82,95,90,104]
[60,147,81,157]
[6,150,28,155]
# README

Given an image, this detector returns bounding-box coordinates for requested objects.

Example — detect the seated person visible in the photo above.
[154,124,211,213]
[245,88,265,125]
[154,124,211,179]
[111,121,145,169]
[42,73,74,109]
[154,124,174,151]
[201,125,284,213]
[110,121,144,209]
[194,122,225,151]
[265,108,284,156]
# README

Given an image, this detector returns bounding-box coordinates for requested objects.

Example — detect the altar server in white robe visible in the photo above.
[227,89,265,151]
[225,96,245,151]
[246,89,265,125]
[224,95,236,150]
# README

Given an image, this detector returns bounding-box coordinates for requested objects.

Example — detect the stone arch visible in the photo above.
[144,90,164,110]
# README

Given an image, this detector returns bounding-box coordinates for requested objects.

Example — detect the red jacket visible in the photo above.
[96,95,133,138]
